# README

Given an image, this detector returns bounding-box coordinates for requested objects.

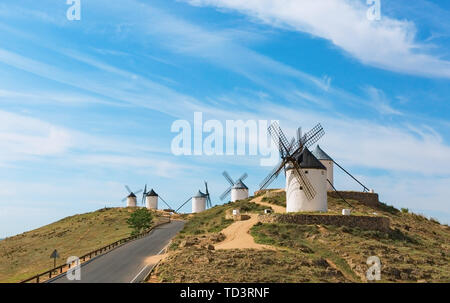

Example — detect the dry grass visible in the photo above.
[0,207,158,283]
[157,248,349,283]
[156,190,450,283]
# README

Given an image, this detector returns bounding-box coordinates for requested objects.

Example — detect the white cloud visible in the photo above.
[187,0,450,78]
[0,110,73,162]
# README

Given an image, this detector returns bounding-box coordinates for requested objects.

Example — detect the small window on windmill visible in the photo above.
[305,170,308,174]
[300,186,303,190]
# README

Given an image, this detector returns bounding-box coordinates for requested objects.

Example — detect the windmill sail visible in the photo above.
[220,172,248,200]
[259,122,324,201]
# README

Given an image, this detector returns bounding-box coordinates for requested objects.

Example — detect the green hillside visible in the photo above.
[155,191,450,283]
[0,207,135,283]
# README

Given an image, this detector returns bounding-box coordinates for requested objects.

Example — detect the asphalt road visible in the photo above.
[51,220,185,283]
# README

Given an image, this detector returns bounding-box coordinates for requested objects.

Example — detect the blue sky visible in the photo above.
[0,0,449,237]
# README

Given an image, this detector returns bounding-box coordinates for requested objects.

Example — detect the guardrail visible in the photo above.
[20,215,171,283]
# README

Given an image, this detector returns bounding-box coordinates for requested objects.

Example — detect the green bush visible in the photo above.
[126,208,153,236]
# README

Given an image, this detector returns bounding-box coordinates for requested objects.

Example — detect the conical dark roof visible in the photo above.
[193,190,207,198]
[232,179,248,189]
[312,145,333,161]
[128,192,136,198]
[287,148,326,170]
[146,189,158,197]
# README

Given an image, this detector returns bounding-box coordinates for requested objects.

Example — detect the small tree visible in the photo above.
[127,208,153,236]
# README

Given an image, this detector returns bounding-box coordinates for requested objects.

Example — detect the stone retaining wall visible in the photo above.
[258,213,390,232]
[327,191,380,207]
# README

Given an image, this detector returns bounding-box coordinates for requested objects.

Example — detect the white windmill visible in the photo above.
[220,171,249,202]
[142,185,158,209]
[311,145,371,194]
[175,181,212,214]
[122,185,143,208]
[312,145,334,191]
[259,122,328,212]
[141,185,175,211]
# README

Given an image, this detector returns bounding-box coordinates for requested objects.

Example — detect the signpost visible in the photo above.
[50,249,59,270]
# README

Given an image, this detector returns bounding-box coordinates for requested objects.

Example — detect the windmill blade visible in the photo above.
[124,185,132,194]
[302,123,324,149]
[237,173,248,182]
[204,181,209,196]
[207,195,212,208]
[158,195,174,210]
[268,122,291,156]
[142,184,147,204]
[175,197,192,213]
[259,159,286,190]
[222,171,235,185]
[291,161,316,200]
[291,123,324,156]
[134,189,143,195]
[279,139,285,158]
[121,197,128,203]
[296,127,302,143]
[220,186,233,201]
[287,137,295,153]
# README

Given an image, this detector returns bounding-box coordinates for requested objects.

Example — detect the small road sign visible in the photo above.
[50,249,60,269]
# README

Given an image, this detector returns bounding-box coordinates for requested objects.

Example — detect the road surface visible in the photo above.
[50,220,184,283]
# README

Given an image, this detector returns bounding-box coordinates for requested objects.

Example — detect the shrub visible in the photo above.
[401,208,409,213]
[126,208,153,236]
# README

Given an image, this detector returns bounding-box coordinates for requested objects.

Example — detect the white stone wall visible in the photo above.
[285,168,327,212]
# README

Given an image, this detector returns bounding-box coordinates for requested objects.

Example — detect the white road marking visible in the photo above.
[129,245,168,283]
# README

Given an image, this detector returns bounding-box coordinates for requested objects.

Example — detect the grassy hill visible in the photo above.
[0,207,136,283]
[155,192,450,283]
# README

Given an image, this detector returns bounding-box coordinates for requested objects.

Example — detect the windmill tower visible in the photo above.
[121,185,142,208]
[141,185,174,211]
[286,149,327,212]
[220,171,249,202]
[192,191,207,213]
[192,182,212,213]
[145,189,158,210]
[175,182,212,214]
[312,145,334,191]
[259,122,327,212]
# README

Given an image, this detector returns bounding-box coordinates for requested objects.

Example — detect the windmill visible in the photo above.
[259,122,328,212]
[141,184,175,211]
[220,171,249,202]
[122,185,143,208]
[175,181,212,214]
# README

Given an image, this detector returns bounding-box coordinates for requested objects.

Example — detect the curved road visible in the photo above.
[51,220,184,283]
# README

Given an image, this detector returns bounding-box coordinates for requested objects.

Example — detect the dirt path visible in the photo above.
[252,193,285,214]
[215,214,273,250]
[215,192,286,250]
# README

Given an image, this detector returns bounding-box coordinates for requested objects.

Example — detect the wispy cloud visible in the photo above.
[187,0,450,78]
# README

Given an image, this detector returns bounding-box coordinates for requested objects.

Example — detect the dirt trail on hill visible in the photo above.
[252,192,285,213]
[215,214,273,250]
[215,193,285,250]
